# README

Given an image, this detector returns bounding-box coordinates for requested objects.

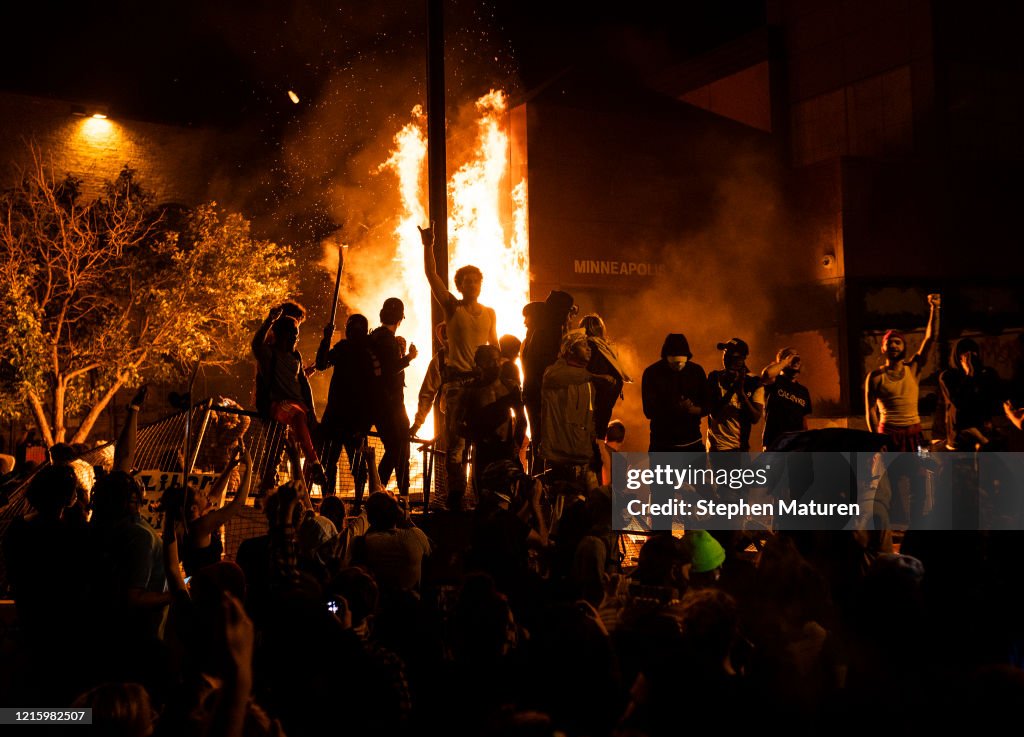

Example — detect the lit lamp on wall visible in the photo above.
[70,103,117,145]
[70,103,110,119]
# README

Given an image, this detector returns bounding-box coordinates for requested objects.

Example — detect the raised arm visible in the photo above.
[913,294,941,366]
[419,224,453,314]
[163,514,189,594]
[761,354,798,385]
[252,306,284,359]
[114,385,148,473]
[315,323,335,371]
[1005,400,1024,431]
[203,442,253,530]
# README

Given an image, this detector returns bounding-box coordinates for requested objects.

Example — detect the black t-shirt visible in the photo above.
[322,338,383,433]
[762,377,812,449]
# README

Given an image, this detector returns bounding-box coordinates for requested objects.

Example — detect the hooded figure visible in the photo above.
[939,337,1002,449]
[641,333,708,452]
[580,314,631,438]
[540,331,597,465]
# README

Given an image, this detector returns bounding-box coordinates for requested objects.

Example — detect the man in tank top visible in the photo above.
[865,294,941,451]
[420,224,499,511]
[865,294,940,525]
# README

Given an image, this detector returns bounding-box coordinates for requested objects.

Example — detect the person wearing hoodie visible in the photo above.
[939,337,1002,450]
[642,334,708,452]
[540,332,615,473]
[579,313,632,439]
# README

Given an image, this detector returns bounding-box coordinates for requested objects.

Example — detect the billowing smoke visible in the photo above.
[597,145,816,451]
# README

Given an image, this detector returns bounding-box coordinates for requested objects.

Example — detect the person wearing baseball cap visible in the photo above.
[707,338,764,453]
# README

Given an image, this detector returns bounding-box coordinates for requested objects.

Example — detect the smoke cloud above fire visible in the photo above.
[592,144,818,451]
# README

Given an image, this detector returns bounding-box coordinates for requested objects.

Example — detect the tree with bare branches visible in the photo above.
[0,151,295,445]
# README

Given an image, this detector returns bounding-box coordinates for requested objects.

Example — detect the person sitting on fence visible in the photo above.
[252,306,328,490]
[159,441,253,578]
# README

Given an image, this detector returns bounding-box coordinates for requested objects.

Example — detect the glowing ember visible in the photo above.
[288,90,301,104]
[322,92,529,437]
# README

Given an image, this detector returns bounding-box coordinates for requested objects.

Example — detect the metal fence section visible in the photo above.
[0,398,460,589]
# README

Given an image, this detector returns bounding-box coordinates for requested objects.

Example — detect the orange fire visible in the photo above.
[322,91,530,435]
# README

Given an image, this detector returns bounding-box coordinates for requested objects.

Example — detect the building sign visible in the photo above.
[573,259,667,277]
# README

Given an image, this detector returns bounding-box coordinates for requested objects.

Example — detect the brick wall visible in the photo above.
[0,91,230,204]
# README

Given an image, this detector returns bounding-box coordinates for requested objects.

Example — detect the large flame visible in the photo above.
[324,91,530,435]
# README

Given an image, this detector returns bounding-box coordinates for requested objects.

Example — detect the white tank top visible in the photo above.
[446,302,496,374]
[873,365,920,427]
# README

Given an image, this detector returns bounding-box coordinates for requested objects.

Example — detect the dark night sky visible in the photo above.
[0,0,764,128]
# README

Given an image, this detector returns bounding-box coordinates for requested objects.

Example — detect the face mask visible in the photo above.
[667,356,688,371]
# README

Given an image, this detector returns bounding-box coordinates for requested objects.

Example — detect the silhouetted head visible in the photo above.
[717,337,749,373]
[605,420,626,444]
[279,301,307,324]
[661,333,692,371]
[26,465,77,517]
[579,314,607,339]
[345,313,369,340]
[522,301,544,331]
[380,298,405,326]
[48,442,77,466]
[952,337,981,371]
[365,492,401,530]
[498,334,521,360]
[776,346,802,378]
[475,344,502,383]
[272,316,299,353]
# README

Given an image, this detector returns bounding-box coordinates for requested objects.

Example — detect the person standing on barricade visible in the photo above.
[317,313,383,506]
[252,306,327,490]
[420,223,498,511]
[369,298,418,501]
[865,294,940,524]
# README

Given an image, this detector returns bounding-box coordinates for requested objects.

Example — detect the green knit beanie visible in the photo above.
[688,530,725,573]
